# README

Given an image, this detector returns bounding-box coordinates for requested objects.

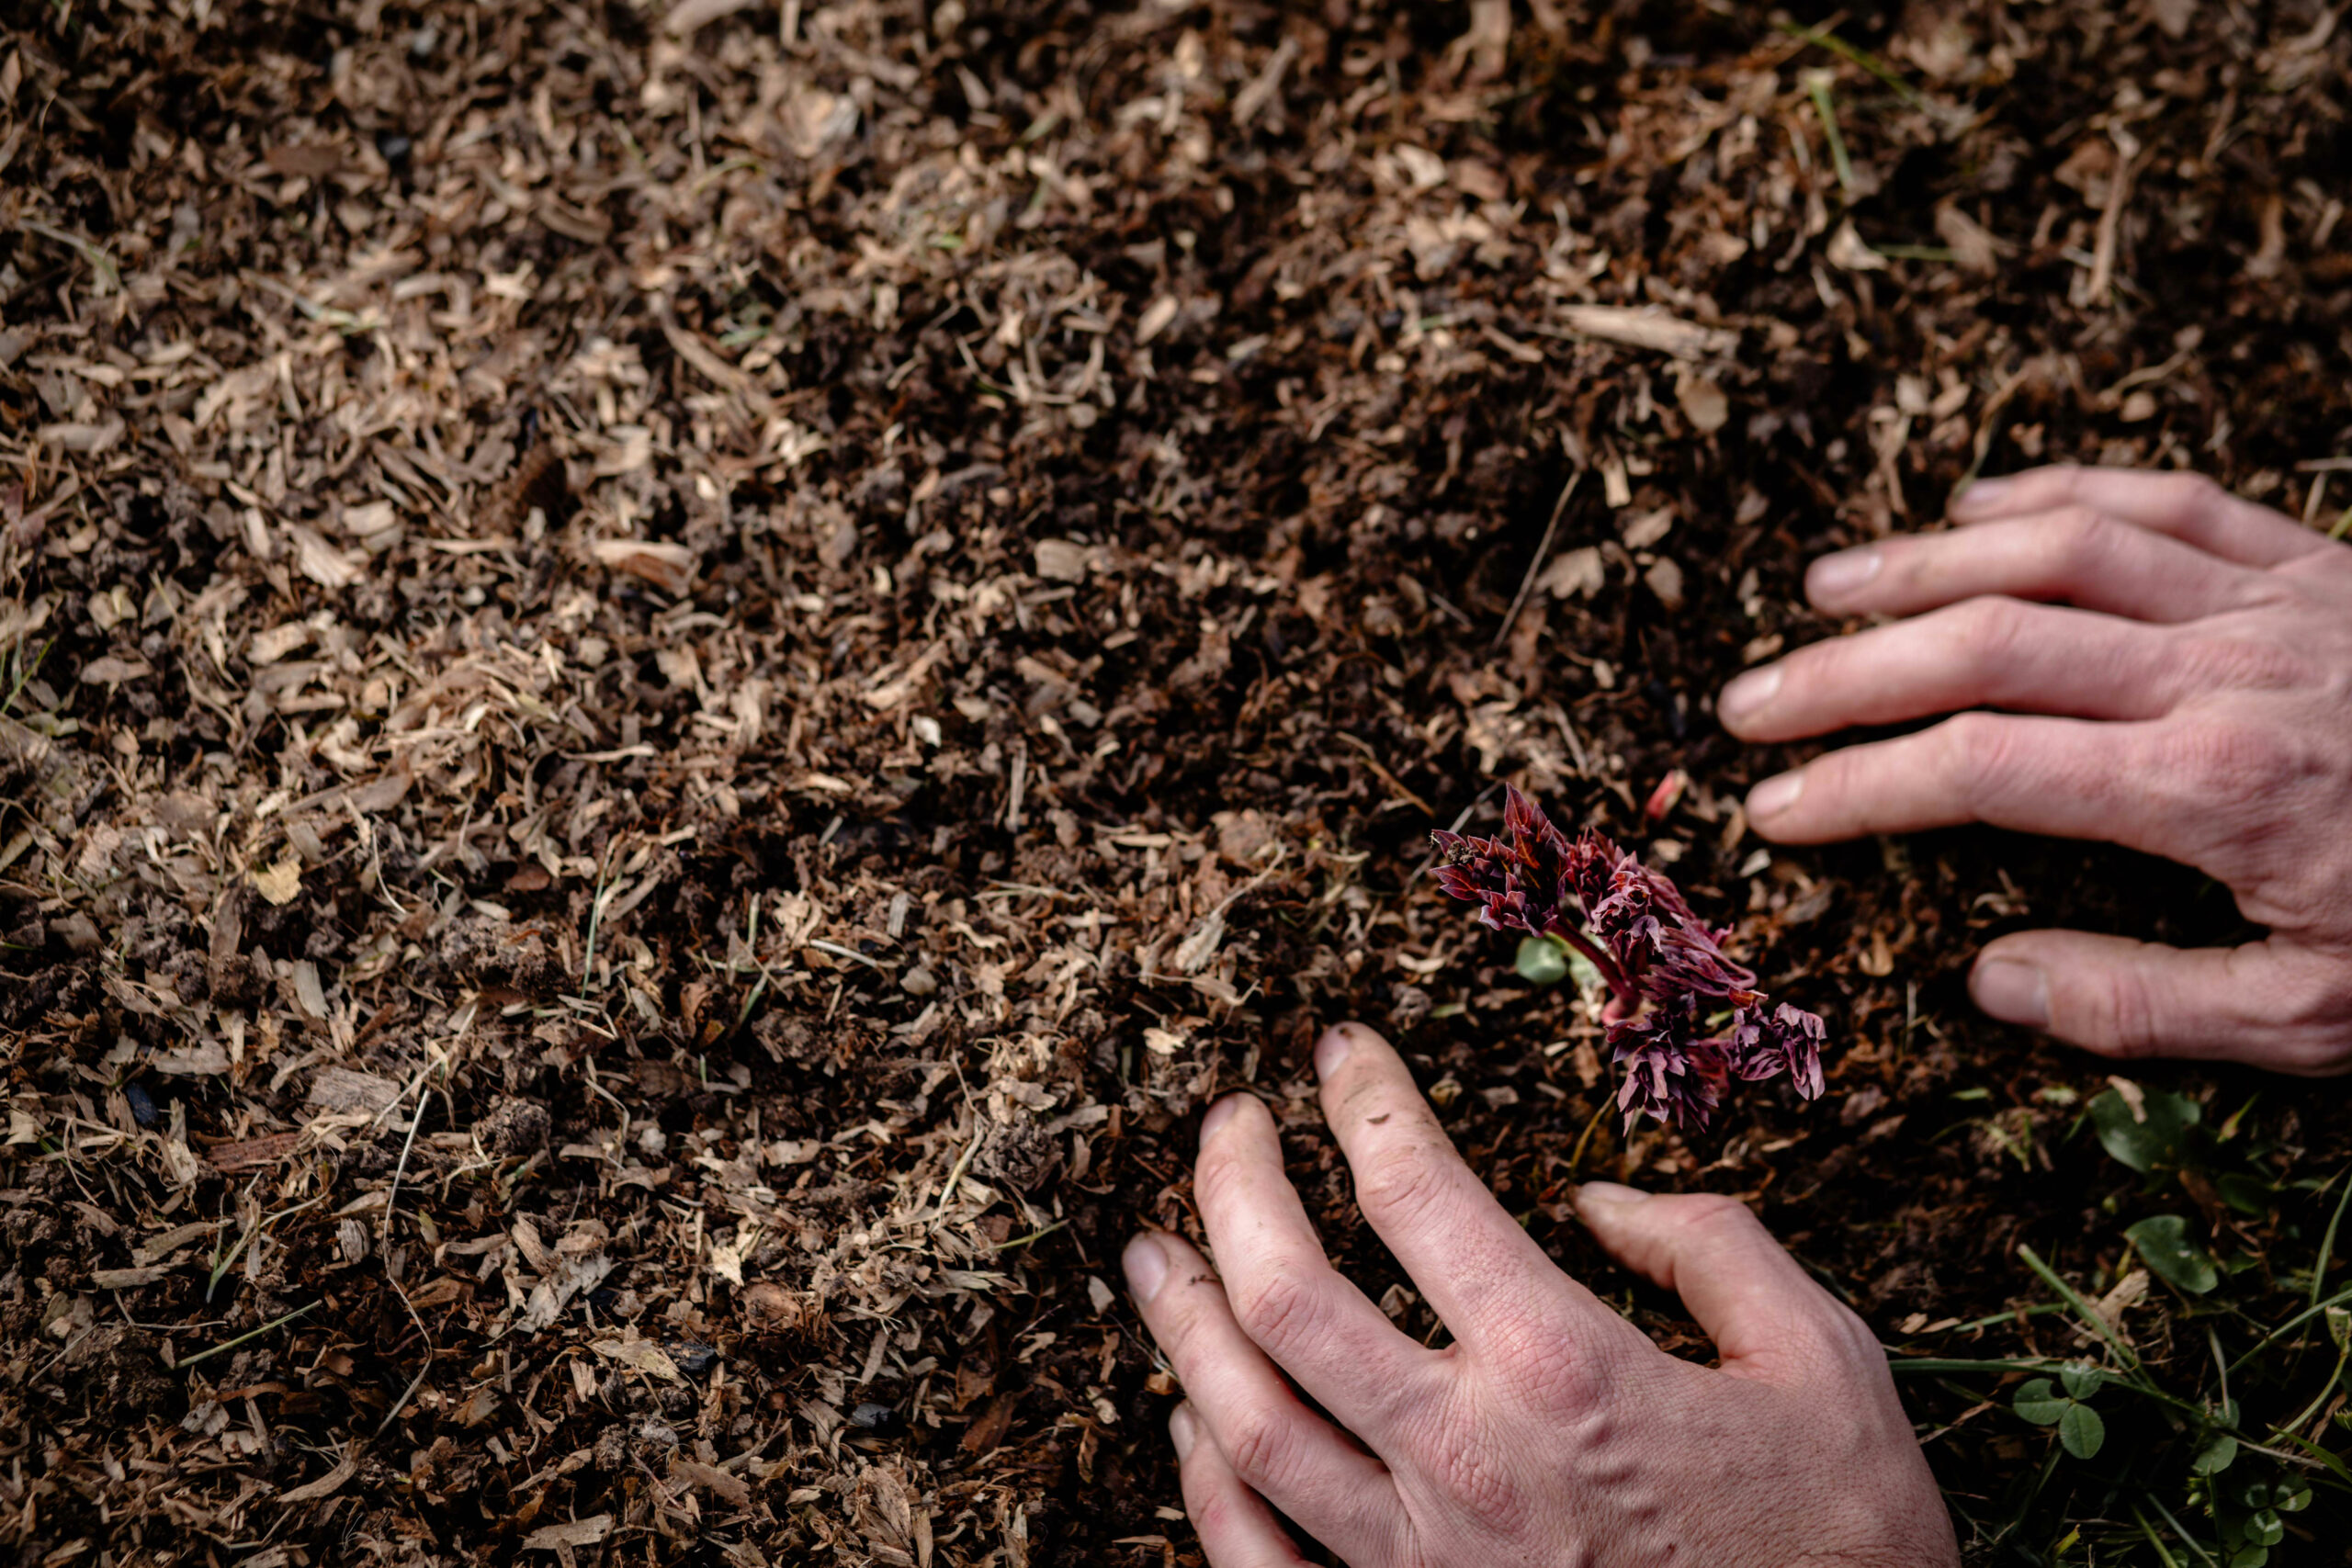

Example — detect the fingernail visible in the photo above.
[1807,547,1882,601]
[1718,666,1781,724]
[1576,1180,1649,1209]
[1973,959,2050,1028]
[1952,476,2014,515]
[1200,1093,1247,1142]
[1124,1233,1170,1303]
[1314,1025,1354,1077]
[1169,1402,1199,1459]
[1747,771,1804,819]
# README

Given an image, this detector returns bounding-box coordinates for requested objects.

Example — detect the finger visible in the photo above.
[1192,1092,1437,1437]
[1973,931,2352,1076]
[1170,1404,1320,1568]
[1803,511,2261,623]
[1572,1184,1879,1385]
[1744,714,2189,859]
[1314,1022,1643,1358]
[1124,1229,1408,1565]
[1948,464,2324,567]
[1719,597,2178,741]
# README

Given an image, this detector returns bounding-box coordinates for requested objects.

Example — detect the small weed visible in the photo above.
[1894,1087,2351,1562]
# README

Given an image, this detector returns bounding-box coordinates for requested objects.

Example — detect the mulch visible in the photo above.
[3,0,2349,1562]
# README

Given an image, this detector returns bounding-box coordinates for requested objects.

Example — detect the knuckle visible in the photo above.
[1944,595,2032,667]
[1227,1264,1320,1355]
[1352,1136,1454,1230]
[1181,1479,1238,1541]
[1673,1191,1758,1235]
[1821,1302,1887,1371]
[1939,712,2018,801]
[1221,1404,1300,1495]
[1179,1461,1261,1548]
[1419,1398,1527,1528]
[2172,470,2227,513]
[2046,507,2124,576]
[1481,1303,1589,1407]
[2253,964,2352,1073]
[2089,961,2163,1058]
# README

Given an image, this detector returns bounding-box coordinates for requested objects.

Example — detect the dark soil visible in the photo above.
[3,0,2350,1563]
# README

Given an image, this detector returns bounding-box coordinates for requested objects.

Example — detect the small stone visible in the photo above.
[848,1402,905,1438]
[900,964,937,996]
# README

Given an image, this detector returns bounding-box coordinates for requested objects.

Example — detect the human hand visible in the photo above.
[1719,466,2352,1074]
[1124,1021,1958,1568]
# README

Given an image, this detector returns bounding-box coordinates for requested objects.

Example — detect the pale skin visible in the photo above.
[1125,1023,1960,1568]
[1129,467,2349,1563]
[1724,464,2352,1073]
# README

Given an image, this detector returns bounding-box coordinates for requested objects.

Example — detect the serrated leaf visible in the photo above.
[2013,1378,2067,1426]
[2057,1361,2102,1401]
[2058,1400,2105,1459]
[2089,1086,2199,1173]
[2125,1213,2219,1294]
[2190,1433,2239,1475]
[1514,935,1568,987]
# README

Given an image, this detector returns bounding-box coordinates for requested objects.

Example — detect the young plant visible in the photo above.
[1430,785,1826,1132]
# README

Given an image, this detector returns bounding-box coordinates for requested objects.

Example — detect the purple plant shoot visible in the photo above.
[1430,786,1826,1133]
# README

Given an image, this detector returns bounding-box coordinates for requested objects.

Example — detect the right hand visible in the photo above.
[1125,1022,1959,1568]
[1719,466,2352,1074]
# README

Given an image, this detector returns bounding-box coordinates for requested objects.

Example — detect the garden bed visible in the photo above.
[3,0,2349,1562]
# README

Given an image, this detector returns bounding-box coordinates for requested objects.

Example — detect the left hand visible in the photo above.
[1718,465,2352,1073]
[1123,1021,1958,1568]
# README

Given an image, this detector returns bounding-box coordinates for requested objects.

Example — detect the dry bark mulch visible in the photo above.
[4,0,2351,1563]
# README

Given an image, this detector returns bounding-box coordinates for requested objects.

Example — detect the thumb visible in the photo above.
[1572,1184,1877,1385]
[1970,931,2350,1075]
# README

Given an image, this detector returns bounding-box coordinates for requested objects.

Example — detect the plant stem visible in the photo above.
[2227,1283,2352,1375]
[1566,1096,1613,1179]
[2143,1494,2222,1568]
[1804,73,1857,199]
[2273,1342,2352,1442]
[2312,1162,2352,1311]
[2125,1502,2194,1568]
[1544,919,1635,1009]
[2017,1244,2145,1378]
[174,1302,320,1370]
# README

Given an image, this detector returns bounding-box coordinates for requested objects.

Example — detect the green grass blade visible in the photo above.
[2017,1244,2144,1375]
[2312,1162,2352,1310]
